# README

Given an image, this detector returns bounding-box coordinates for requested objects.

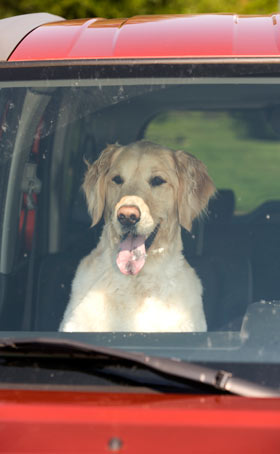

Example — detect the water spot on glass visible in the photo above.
[1,122,7,132]
[200,373,206,382]
[266,214,270,220]
[171,357,181,362]
[240,329,249,342]
[207,337,212,348]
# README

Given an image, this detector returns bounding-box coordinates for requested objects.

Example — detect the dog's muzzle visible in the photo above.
[115,199,160,276]
[144,223,160,250]
[116,223,160,276]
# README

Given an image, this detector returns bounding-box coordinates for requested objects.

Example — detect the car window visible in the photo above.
[0,67,280,390]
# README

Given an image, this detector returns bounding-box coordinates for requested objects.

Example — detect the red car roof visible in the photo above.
[8,14,280,61]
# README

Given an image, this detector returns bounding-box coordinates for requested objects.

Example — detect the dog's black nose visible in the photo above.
[117,205,140,226]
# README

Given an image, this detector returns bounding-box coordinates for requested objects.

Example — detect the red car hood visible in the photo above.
[0,389,280,453]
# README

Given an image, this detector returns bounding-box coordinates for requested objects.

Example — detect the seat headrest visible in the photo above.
[207,189,235,223]
[72,189,92,226]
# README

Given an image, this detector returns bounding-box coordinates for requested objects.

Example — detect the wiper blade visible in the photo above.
[0,336,279,398]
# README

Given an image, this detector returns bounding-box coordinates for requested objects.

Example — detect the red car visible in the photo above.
[0,11,280,453]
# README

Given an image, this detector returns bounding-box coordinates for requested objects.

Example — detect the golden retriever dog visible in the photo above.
[59,141,215,332]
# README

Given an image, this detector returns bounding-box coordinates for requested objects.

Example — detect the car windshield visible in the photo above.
[0,63,280,389]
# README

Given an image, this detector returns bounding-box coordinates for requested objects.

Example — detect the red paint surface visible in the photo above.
[9,14,280,61]
[6,13,280,453]
[0,390,279,453]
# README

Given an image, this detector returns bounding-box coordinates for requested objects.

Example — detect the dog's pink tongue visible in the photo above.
[116,234,146,275]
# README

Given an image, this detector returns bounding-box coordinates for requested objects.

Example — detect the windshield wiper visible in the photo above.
[0,336,279,398]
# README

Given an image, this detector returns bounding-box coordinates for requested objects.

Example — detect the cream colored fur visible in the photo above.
[59,141,215,332]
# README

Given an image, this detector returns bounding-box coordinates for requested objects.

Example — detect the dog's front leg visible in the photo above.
[59,289,110,332]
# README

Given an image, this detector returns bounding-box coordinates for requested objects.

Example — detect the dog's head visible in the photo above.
[83,141,215,275]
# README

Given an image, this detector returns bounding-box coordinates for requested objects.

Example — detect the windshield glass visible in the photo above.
[0,65,280,388]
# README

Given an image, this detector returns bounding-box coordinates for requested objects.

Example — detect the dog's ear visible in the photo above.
[174,150,215,231]
[83,144,120,226]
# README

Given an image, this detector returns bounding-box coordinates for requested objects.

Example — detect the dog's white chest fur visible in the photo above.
[59,246,207,332]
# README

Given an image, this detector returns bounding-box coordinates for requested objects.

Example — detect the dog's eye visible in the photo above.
[112,175,124,185]
[150,176,166,187]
